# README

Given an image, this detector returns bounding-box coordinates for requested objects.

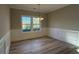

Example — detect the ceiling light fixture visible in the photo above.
[76,48,79,53]
[38,4,44,21]
[33,4,44,21]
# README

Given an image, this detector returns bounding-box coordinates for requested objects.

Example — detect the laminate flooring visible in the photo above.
[10,37,77,54]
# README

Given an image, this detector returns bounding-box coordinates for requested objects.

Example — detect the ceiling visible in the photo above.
[9,4,69,13]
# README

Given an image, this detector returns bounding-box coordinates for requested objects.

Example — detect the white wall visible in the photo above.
[48,5,79,47]
[0,5,10,54]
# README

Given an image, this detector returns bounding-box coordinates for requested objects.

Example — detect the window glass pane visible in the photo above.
[33,17,40,24]
[33,25,40,31]
[22,16,31,24]
[22,24,31,32]
[22,16,31,32]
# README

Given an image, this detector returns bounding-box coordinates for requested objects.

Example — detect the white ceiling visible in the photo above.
[9,4,69,13]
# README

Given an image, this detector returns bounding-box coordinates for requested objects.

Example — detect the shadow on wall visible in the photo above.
[49,28,79,47]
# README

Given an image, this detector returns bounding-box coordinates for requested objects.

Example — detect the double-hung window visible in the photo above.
[21,16,41,32]
[33,17,41,31]
[22,16,31,32]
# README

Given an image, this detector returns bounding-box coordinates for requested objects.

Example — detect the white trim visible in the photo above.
[0,31,10,54]
[48,28,79,47]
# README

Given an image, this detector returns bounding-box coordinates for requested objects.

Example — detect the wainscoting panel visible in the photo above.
[0,32,10,54]
[48,28,79,47]
[11,28,48,42]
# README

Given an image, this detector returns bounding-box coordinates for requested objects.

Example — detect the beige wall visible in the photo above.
[48,5,79,47]
[0,5,10,54]
[0,5,10,39]
[10,8,48,42]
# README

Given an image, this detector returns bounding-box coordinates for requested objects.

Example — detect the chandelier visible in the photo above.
[33,4,44,21]
[38,4,44,20]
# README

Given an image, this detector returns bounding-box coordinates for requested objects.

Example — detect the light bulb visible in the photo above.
[76,48,79,52]
[40,17,44,20]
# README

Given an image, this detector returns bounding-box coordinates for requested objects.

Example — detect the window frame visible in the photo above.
[21,15,32,32]
[32,17,41,32]
[21,15,42,33]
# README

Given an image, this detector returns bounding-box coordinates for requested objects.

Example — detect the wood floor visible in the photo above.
[10,37,77,54]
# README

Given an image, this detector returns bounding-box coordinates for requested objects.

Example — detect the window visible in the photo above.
[33,17,40,31]
[22,16,31,32]
[21,16,41,32]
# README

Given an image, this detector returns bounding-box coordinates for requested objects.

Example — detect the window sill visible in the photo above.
[21,30,42,33]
